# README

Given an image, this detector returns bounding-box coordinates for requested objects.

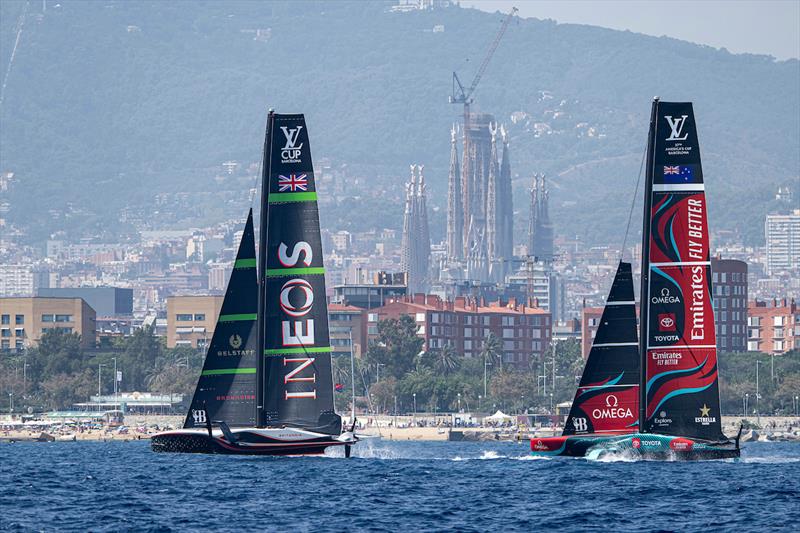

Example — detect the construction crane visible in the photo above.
[449,6,518,133]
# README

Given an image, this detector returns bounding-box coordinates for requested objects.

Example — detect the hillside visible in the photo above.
[1,0,798,247]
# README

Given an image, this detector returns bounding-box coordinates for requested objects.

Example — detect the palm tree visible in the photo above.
[480,333,502,398]
[433,344,460,375]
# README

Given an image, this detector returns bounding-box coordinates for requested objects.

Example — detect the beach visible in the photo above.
[3,414,799,443]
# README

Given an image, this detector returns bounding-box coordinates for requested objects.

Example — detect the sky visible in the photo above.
[469,0,800,60]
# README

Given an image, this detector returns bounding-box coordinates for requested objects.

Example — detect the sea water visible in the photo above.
[1,440,798,531]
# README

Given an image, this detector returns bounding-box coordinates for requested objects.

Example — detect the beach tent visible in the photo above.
[485,410,513,423]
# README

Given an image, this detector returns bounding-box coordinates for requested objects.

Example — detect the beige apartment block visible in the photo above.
[0,297,96,351]
[166,295,224,349]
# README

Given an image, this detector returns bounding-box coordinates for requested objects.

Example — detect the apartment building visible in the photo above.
[166,295,224,349]
[0,297,96,351]
[368,294,551,369]
[747,299,799,354]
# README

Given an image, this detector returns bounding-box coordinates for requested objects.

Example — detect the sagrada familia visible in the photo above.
[400,164,431,293]
[444,113,514,283]
[400,113,555,303]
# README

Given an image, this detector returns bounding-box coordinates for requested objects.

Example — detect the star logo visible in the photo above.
[699,404,711,417]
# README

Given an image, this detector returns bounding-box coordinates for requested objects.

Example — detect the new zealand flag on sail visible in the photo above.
[662,165,697,183]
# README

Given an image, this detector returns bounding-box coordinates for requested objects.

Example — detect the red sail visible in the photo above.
[641,101,725,441]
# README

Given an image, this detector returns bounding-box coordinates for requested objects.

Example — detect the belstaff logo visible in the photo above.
[229,334,242,349]
[192,409,207,425]
[573,417,588,432]
[665,115,689,141]
[280,126,303,163]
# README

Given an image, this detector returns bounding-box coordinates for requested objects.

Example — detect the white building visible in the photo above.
[0,264,34,297]
[765,210,800,275]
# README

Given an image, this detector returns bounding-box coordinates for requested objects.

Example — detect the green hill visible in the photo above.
[1,0,797,247]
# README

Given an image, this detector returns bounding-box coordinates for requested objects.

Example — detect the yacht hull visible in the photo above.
[151,427,353,456]
[530,432,739,460]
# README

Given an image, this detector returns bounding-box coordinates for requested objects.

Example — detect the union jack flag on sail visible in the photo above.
[278,174,308,192]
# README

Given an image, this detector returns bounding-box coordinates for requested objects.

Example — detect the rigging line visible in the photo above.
[620,140,648,263]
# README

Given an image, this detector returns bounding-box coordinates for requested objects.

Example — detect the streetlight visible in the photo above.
[98,363,106,396]
[745,393,750,419]
[412,393,417,426]
[8,392,13,414]
[457,393,461,413]
[756,360,761,424]
[483,354,491,397]
[794,395,799,417]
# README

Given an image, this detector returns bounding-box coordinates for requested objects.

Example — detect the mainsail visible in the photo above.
[184,211,258,429]
[258,113,341,435]
[639,100,725,441]
[563,262,639,435]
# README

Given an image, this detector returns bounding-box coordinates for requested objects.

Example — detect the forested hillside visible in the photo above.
[1,0,797,246]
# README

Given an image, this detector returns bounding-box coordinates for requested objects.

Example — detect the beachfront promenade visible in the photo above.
[2,414,799,443]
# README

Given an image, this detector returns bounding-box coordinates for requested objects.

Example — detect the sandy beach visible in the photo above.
[2,415,798,443]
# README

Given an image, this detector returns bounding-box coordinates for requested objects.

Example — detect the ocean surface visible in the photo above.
[1,439,798,532]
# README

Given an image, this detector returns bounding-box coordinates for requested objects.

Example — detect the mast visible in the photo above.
[638,97,659,434]
[256,109,274,427]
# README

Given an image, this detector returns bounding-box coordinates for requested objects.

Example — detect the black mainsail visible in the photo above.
[153,112,354,455]
[258,112,341,436]
[639,100,725,441]
[563,262,639,435]
[184,210,258,429]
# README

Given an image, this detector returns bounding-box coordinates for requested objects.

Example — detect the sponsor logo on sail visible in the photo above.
[664,115,689,141]
[591,395,633,420]
[658,313,676,332]
[277,240,317,399]
[573,417,588,432]
[695,404,717,425]
[653,410,672,426]
[652,351,682,366]
[230,334,242,349]
[216,334,255,357]
[192,409,207,425]
[651,287,680,305]
[280,126,303,163]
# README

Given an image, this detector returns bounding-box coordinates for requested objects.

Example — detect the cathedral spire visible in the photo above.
[446,124,463,261]
[401,163,431,293]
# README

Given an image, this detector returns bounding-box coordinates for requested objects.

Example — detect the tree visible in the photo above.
[40,370,95,410]
[480,333,502,371]
[365,315,424,382]
[118,325,163,391]
[28,330,85,382]
[430,344,460,376]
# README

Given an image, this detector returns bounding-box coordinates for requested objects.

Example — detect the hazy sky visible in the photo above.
[470,0,800,60]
